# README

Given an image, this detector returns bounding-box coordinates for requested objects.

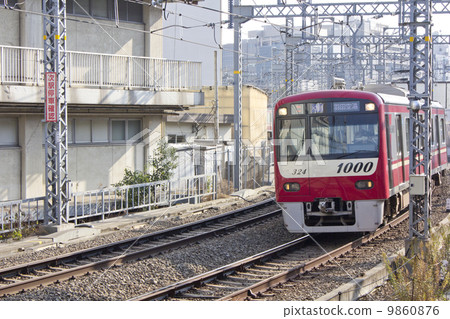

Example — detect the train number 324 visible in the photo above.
[337,161,374,174]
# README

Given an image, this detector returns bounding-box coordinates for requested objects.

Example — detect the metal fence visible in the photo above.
[0,174,215,235]
[172,142,274,195]
[0,139,274,236]
[0,197,46,236]
[0,45,202,90]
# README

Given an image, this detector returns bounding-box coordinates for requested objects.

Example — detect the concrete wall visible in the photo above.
[70,144,136,191]
[0,6,20,46]
[0,86,203,108]
[0,0,162,59]
[19,0,42,48]
[0,114,165,201]
[245,86,270,143]
[0,148,21,200]
[19,115,45,199]
[67,19,146,56]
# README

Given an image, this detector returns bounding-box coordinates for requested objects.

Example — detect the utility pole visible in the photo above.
[214,51,219,145]
[403,0,433,251]
[43,0,69,225]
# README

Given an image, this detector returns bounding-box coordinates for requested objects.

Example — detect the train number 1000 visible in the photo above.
[337,161,374,174]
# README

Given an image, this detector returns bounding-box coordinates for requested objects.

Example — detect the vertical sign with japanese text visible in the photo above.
[45,72,57,122]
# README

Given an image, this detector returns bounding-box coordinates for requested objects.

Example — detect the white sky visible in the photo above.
[221,0,450,44]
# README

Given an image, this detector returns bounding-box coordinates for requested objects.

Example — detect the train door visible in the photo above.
[385,114,394,189]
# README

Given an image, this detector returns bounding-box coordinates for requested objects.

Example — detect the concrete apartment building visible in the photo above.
[0,0,270,201]
[0,0,205,201]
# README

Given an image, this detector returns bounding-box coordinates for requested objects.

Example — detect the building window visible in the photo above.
[66,0,142,23]
[68,118,109,144]
[0,118,18,146]
[111,120,126,141]
[168,135,186,144]
[91,0,109,18]
[66,118,141,145]
[118,0,142,23]
[92,119,109,143]
[111,119,142,143]
[75,119,92,143]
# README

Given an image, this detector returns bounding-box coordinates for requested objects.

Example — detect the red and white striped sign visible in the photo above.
[45,72,57,122]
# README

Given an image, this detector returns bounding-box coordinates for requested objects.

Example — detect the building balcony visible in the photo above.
[0,45,201,91]
[0,45,204,110]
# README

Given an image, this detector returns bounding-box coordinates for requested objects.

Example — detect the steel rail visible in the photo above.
[220,212,408,301]
[130,212,408,301]
[128,235,313,301]
[0,198,279,296]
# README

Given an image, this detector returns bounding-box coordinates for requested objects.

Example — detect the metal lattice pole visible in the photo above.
[233,0,244,191]
[404,0,433,243]
[284,17,294,96]
[43,0,69,225]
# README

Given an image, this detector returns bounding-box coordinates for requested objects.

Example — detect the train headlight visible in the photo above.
[283,183,300,192]
[355,180,374,190]
[278,107,288,116]
[365,103,376,111]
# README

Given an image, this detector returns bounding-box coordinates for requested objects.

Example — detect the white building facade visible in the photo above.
[0,0,204,201]
[163,0,222,86]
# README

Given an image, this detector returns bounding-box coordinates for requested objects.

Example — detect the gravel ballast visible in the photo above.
[1,175,449,301]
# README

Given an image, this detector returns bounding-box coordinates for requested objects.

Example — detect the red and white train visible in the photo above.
[274,86,448,233]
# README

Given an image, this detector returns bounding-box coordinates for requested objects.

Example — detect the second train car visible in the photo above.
[274,87,447,233]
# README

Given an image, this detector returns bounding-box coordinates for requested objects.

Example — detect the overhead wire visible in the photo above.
[0,1,344,83]
[4,1,411,131]
[9,2,416,301]
[1,1,407,83]
[164,0,409,96]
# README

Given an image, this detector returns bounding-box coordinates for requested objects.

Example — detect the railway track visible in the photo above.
[0,198,280,297]
[130,212,409,301]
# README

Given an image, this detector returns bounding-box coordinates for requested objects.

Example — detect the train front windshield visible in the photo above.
[276,100,379,161]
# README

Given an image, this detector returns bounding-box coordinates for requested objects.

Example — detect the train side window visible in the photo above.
[385,115,392,159]
[396,115,402,157]
[419,114,424,149]
[441,118,446,145]
[435,116,440,147]
[385,115,393,188]
[405,118,410,152]
[389,116,397,160]
[431,116,436,146]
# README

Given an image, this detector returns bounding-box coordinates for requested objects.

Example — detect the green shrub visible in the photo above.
[114,140,178,209]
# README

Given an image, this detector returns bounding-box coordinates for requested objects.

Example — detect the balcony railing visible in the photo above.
[0,45,202,91]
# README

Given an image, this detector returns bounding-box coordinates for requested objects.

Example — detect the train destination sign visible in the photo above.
[308,103,324,113]
[333,101,360,112]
